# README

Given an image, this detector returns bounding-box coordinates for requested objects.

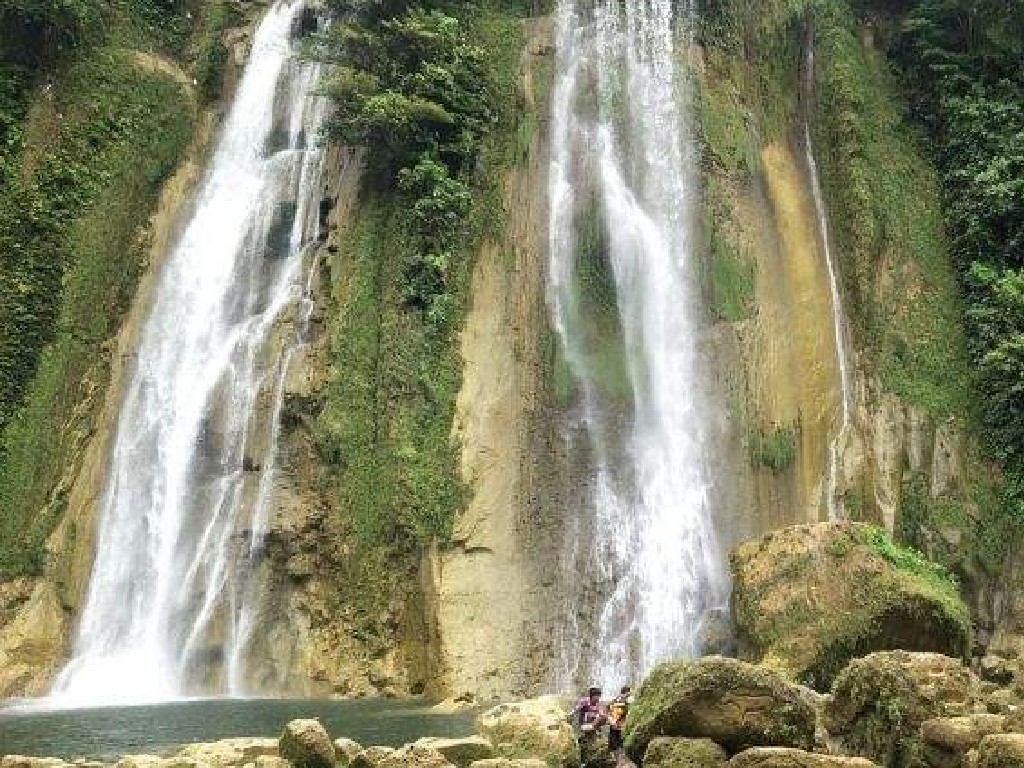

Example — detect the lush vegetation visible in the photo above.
[888,2,1024,472]
[0,0,232,576]
[313,1,530,551]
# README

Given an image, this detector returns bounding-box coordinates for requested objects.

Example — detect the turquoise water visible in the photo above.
[0,698,475,761]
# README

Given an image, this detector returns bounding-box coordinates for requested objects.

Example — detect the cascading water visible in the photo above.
[50,1,328,706]
[549,0,728,690]
[802,25,854,521]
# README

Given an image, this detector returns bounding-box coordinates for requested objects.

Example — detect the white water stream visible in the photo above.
[549,0,728,690]
[803,30,854,521]
[50,1,328,706]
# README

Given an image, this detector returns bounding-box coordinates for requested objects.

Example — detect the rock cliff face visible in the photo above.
[0,2,1011,702]
[426,16,562,701]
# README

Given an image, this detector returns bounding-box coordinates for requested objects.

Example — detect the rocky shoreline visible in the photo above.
[8,523,1024,768]
[8,649,1024,768]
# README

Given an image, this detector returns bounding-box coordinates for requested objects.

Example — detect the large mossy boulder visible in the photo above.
[826,651,981,768]
[623,656,817,762]
[643,737,728,768]
[475,697,579,768]
[731,523,972,690]
[728,749,878,768]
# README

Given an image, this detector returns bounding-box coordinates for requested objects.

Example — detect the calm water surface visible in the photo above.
[0,698,475,760]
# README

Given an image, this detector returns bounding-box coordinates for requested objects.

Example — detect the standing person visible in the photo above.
[607,685,632,766]
[569,686,606,733]
[568,686,607,766]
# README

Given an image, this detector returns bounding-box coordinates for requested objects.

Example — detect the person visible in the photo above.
[606,685,632,765]
[569,686,606,734]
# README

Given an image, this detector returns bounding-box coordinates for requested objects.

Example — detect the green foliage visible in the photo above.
[853,523,961,599]
[883,0,1024,562]
[749,425,797,473]
[812,0,970,418]
[314,2,507,330]
[0,41,192,577]
[317,6,495,175]
[314,1,527,554]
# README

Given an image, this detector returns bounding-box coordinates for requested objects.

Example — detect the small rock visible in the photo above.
[335,739,364,767]
[978,733,1024,768]
[280,719,335,768]
[413,738,494,768]
[986,689,1021,715]
[981,657,1017,688]
[643,737,727,768]
[1,759,69,768]
[728,749,878,768]
[377,746,454,768]
[921,715,1006,754]
[351,748,396,768]
[469,761,547,768]
[178,738,279,766]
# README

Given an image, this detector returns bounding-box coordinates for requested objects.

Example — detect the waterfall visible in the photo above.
[802,24,853,521]
[549,0,728,690]
[50,1,328,706]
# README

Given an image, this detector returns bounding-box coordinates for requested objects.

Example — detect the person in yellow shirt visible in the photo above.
[607,685,632,765]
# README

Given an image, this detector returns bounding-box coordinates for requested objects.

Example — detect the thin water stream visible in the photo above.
[549,0,728,690]
[51,1,328,705]
[803,26,854,520]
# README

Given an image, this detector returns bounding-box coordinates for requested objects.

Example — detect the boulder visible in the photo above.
[827,651,980,767]
[922,715,1006,752]
[351,748,397,768]
[177,739,279,766]
[728,749,878,768]
[978,734,1024,768]
[1,760,69,768]
[623,656,817,762]
[377,746,454,768]
[475,697,579,768]
[577,731,614,768]
[280,719,335,768]
[643,737,727,768]
[413,739,494,768]
[731,523,972,690]
[335,740,364,767]
[979,657,1017,688]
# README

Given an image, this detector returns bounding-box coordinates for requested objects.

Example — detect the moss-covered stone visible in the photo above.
[475,697,579,768]
[978,734,1024,768]
[643,737,727,768]
[623,656,816,763]
[827,651,980,768]
[731,523,972,690]
[728,749,878,768]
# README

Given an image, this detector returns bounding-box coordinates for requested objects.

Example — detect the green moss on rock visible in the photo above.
[623,656,816,762]
[826,651,980,768]
[731,523,971,690]
[643,737,727,768]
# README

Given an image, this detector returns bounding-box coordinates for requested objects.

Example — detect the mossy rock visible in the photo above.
[475,697,579,768]
[643,737,727,768]
[978,734,1024,768]
[826,651,980,768]
[728,748,879,768]
[623,656,817,763]
[731,523,971,690]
